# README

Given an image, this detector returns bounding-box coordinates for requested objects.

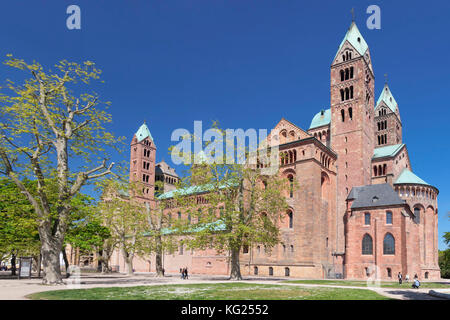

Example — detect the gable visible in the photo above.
[268,118,311,145]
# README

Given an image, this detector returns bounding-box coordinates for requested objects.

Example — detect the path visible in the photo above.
[0,273,447,300]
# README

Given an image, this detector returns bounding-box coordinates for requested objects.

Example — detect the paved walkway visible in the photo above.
[0,273,448,300]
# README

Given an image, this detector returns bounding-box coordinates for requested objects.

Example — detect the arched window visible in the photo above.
[348,107,353,120]
[362,234,373,255]
[373,166,377,177]
[350,86,354,99]
[386,211,393,224]
[364,212,371,225]
[268,267,273,276]
[285,267,290,277]
[414,207,420,224]
[425,272,429,279]
[350,66,354,78]
[340,89,344,101]
[287,210,293,228]
[345,87,349,100]
[345,68,349,80]
[254,266,258,275]
[387,268,392,278]
[383,233,395,254]
[341,109,345,122]
[340,70,344,81]
[287,175,294,198]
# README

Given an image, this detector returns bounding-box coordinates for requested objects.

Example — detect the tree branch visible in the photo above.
[70,161,115,196]
[31,71,59,137]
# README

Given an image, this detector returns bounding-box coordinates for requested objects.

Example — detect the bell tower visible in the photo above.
[129,122,157,207]
[330,21,375,252]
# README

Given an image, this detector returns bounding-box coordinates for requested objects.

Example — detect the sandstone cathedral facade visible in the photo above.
[110,21,441,280]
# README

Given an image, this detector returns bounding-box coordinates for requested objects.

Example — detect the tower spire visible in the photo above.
[351,8,355,22]
[384,73,388,85]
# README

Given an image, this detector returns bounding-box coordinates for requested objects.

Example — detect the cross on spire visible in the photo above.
[351,8,355,22]
[384,73,388,84]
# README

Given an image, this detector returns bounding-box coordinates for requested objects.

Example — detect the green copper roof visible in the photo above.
[309,109,331,129]
[144,219,227,236]
[373,143,404,159]
[334,22,369,60]
[157,181,238,200]
[376,84,398,113]
[395,169,430,186]
[135,123,154,142]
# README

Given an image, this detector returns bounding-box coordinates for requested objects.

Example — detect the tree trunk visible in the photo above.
[97,249,103,272]
[101,249,111,273]
[155,235,164,277]
[40,237,64,285]
[229,247,242,280]
[122,248,134,276]
[61,247,69,278]
[10,253,16,276]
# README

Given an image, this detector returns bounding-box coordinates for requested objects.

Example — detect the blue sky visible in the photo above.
[0,1,449,249]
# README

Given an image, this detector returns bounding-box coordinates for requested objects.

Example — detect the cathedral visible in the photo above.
[110,21,441,280]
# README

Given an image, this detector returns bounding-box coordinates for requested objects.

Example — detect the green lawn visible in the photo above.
[29,282,390,300]
[284,279,450,289]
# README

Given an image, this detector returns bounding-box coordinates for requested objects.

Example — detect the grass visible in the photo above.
[284,279,450,289]
[29,282,390,300]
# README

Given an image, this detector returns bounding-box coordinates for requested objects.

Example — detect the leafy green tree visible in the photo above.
[0,178,40,274]
[0,56,123,284]
[439,227,450,279]
[143,180,177,277]
[98,179,150,275]
[65,207,111,271]
[170,125,288,280]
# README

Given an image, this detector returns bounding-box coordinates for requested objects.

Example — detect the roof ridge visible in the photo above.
[376,83,398,113]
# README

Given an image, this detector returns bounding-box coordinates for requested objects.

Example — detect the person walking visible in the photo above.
[180,268,184,279]
[398,272,402,285]
[184,267,189,280]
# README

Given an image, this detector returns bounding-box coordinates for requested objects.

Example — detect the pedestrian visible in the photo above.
[412,278,420,289]
[405,274,409,283]
[162,268,165,276]
[180,268,184,279]
[398,272,402,285]
[184,267,189,280]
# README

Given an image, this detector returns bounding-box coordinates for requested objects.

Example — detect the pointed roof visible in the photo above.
[394,169,430,186]
[309,109,331,129]
[334,22,369,60]
[135,123,154,142]
[376,83,398,113]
